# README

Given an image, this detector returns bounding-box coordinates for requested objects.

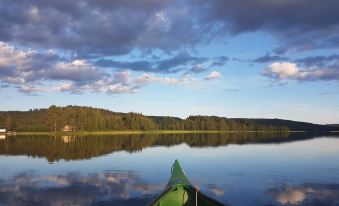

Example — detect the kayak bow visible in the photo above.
[149,160,225,206]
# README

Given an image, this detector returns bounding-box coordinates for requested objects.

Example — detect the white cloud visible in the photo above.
[0,41,59,84]
[0,42,35,72]
[4,77,26,84]
[54,70,138,94]
[135,73,195,85]
[204,71,221,80]
[57,72,200,94]
[263,61,339,81]
[18,86,49,94]
[264,62,300,79]
[50,60,102,82]
[0,42,217,95]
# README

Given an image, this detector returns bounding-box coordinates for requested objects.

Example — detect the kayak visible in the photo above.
[149,159,225,206]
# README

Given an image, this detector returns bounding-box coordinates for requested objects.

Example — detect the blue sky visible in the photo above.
[0,0,339,124]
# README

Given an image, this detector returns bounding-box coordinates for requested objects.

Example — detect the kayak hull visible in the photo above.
[149,160,225,206]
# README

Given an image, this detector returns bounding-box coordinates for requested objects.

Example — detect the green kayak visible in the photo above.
[149,160,225,206]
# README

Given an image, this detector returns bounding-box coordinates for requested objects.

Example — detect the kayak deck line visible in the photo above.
[149,160,225,206]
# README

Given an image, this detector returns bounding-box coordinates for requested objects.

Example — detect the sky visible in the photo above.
[0,0,339,124]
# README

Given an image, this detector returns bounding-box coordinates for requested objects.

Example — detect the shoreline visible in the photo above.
[3,130,337,136]
[0,130,304,136]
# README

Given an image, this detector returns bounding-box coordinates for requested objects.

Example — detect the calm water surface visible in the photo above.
[0,133,339,206]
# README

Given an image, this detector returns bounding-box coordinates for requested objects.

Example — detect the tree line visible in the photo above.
[0,105,290,132]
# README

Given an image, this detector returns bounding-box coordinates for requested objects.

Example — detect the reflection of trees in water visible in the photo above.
[0,132,337,162]
[0,171,162,206]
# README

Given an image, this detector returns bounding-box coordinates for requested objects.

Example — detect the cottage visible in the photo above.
[62,125,76,132]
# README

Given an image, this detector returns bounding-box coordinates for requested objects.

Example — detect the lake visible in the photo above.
[0,132,339,206]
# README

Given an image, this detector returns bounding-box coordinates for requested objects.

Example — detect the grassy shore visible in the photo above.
[9,130,291,136]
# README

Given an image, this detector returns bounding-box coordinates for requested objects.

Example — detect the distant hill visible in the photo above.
[234,118,338,132]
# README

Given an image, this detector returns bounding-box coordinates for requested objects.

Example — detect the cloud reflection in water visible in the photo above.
[267,183,339,205]
[0,171,164,206]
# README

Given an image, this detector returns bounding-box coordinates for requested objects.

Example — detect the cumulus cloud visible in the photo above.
[0,42,108,93]
[0,42,58,80]
[1,0,338,58]
[52,69,215,94]
[263,62,300,79]
[0,42,218,94]
[54,71,201,94]
[18,86,49,94]
[54,79,139,95]
[204,71,221,80]
[49,60,103,82]
[0,42,61,87]
[263,61,339,82]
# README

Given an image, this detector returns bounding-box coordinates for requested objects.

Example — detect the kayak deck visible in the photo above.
[149,160,225,206]
[167,159,191,188]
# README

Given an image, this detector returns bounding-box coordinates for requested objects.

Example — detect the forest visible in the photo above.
[236,118,338,132]
[0,105,290,132]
